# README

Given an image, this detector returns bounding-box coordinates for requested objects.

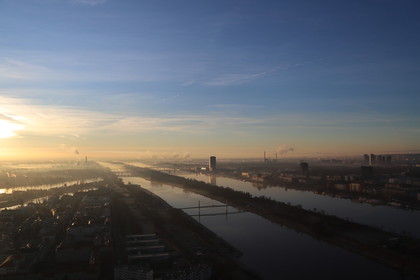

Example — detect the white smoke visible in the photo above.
[276,145,295,155]
[171,153,190,159]
[59,144,80,155]
[136,151,191,160]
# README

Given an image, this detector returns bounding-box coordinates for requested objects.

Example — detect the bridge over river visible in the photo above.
[178,202,246,217]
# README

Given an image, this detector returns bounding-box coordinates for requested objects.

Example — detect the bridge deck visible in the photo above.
[178,204,227,210]
[190,211,244,217]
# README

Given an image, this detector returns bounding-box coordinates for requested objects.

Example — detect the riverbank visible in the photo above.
[0,180,106,209]
[126,166,420,279]
[200,170,420,211]
[115,179,261,279]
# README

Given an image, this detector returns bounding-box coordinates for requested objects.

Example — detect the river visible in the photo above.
[176,172,420,238]
[122,176,410,280]
[0,178,103,194]
[0,178,104,210]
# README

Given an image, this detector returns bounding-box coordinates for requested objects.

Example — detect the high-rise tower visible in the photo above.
[209,156,216,171]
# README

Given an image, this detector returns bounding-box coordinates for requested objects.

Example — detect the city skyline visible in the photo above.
[1,0,420,160]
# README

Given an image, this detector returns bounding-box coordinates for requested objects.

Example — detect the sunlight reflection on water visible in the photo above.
[0,178,102,194]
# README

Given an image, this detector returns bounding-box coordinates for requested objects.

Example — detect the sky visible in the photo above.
[0,0,420,160]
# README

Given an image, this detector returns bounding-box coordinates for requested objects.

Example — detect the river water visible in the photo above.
[0,178,104,210]
[122,176,409,280]
[176,172,420,238]
[0,178,103,194]
[2,187,100,210]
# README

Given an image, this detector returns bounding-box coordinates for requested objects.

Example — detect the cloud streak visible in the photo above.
[71,0,106,5]
[0,51,204,84]
[1,95,419,144]
[0,96,271,139]
[0,58,52,81]
[205,71,270,86]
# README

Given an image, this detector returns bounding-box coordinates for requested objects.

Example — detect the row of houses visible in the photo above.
[0,194,80,278]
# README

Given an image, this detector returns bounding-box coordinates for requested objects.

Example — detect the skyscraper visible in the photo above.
[300,162,309,177]
[370,154,377,165]
[209,156,216,171]
[363,154,369,165]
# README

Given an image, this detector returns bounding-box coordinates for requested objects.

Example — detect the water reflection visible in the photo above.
[123,176,402,280]
[178,172,420,238]
[2,187,99,210]
[0,178,102,194]
[209,175,216,186]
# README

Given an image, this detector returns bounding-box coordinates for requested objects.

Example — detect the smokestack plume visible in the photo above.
[276,145,295,155]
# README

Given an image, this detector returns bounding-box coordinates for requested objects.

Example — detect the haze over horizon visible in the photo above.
[1,0,420,160]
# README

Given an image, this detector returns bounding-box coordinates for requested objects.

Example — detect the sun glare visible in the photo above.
[0,119,23,138]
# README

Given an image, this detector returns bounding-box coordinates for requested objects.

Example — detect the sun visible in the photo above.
[0,119,23,138]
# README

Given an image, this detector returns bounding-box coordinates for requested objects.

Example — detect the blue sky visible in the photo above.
[0,0,420,159]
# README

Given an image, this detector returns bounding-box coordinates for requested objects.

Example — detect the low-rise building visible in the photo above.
[334,184,348,191]
[349,183,363,193]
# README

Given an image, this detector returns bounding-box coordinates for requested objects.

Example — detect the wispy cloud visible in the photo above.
[0,113,23,124]
[0,58,52,80]
[1,51,319,86]
[71,0,106,5]
[0,52,197,83]
[1,96,419,143]
[209,104,264,111]
[205,71,269,86]
[0,96,117,137]
[203,57,332,86]
[0,96,268,138]
[181,81,196,86]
